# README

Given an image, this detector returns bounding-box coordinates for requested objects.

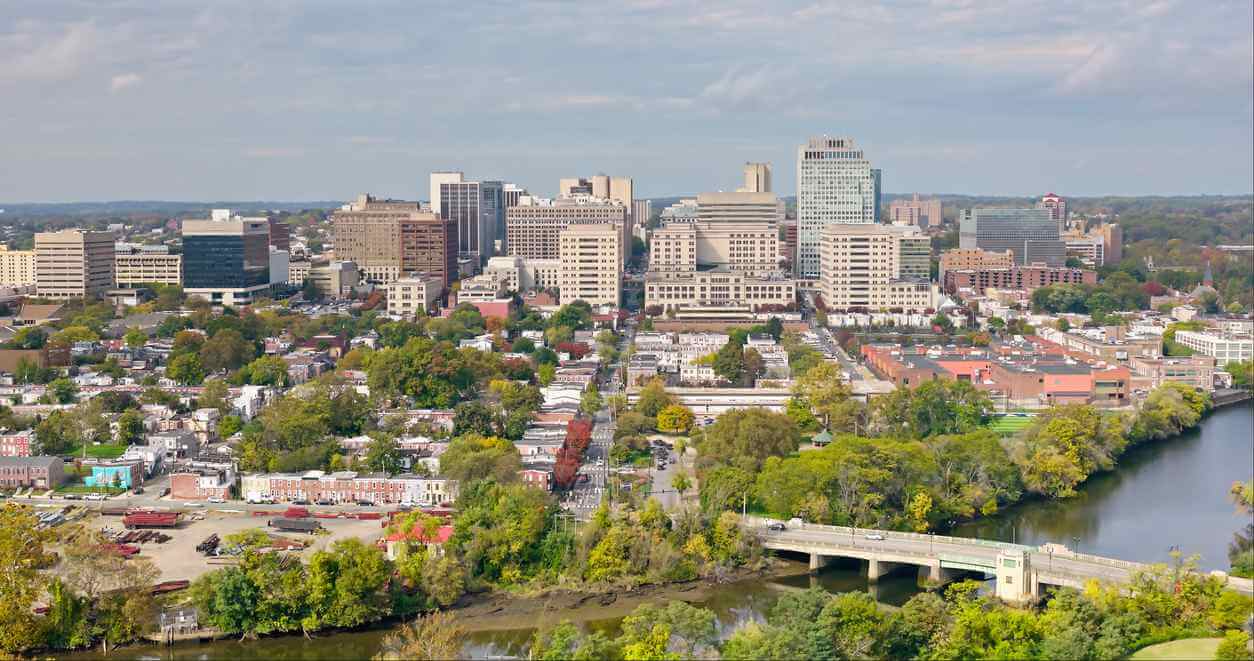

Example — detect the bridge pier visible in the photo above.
[867,559,909,582]
[919,561,962,588]
[994,550,1034,604]
[808,553,830,574]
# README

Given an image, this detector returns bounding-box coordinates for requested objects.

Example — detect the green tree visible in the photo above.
[167,352,207,385]
[1216,629,1252,660]
[636,378,675,419]
[872,379,992,438]
[581,384,604,417]
[241,355,290,386]
[10,326,46,349]
[200,328,255,373]
[697,408,800,473]
[365,433,402,475]
[123,327,148,350]
[537,362,557,386]
[303,538,392,630]
[793,362,861,433]
[620,601,718,658]
[671,470,692,498]
[198,378,232,416]
[48,377,79,404]
[712,341,745,382]
[439,434,521,484]
[115,408,145,445]
[0,505,46,654]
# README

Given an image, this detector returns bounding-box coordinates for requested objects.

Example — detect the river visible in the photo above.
[61,402,1253,660]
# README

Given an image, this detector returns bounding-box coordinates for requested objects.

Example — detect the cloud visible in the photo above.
[1,21,98,83]
[109,72,142,93]
[244,147,304,159]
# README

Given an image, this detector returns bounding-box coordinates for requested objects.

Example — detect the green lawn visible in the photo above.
[1130,638,1223,660]
[62,443,129,459]
[987,415,1035,436]
[55,484,126,495]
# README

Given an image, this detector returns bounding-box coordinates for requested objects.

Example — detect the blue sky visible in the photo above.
[1,0,1251,202]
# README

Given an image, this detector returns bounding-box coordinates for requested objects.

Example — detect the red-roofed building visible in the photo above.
[384,524,454,561]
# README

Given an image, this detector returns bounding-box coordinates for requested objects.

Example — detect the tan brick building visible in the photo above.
[332,194,457,288]
[0,246,36,286]
[558,223,621,306]
[34,230,115,299]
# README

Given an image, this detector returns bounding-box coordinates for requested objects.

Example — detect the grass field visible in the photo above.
[54,484,127,495]
[1130,638,1222,660]
[62,443,128,459]
[987,414,1036,435]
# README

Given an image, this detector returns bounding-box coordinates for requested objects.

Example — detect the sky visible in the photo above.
[0,0,1251,202]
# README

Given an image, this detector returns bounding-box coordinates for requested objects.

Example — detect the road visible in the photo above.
[749,519,1254,595]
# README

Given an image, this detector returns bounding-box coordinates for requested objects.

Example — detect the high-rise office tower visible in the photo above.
[267,217,290,253]
[632,200,652,230]
[332,194,457,289]
[959,208,1066,267]
[558,175,633,225]
[795,136,877,278]
[182,210,271,306]
[503,183,528,211]
[34,230,115,299]
[740,162,772,193]
[431,173,504,262]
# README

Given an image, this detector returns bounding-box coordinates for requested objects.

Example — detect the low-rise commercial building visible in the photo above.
[307,261,359,298]
[114,249,182,287]
[1130,355,1217,391]
[644,269,795,313]
[170,461,236,500]
[1173,330,1253,363]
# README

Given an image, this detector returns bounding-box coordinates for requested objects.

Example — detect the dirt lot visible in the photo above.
[82,509,388,582]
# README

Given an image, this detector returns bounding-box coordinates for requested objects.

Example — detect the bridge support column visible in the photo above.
[808,553,829,574]
[920,561,960,588]
[867,559,906,583]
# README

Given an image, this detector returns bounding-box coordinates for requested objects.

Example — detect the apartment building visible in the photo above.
[649,221,780,277]
[240,471,458,506]
[796,136,877,278]
[0,456,65,489]
[818,224,934,313]
[506,195,628,265]
[889,193,945,229]
[0,246,36,286]
[34,230,115,299]
[332,194,457,288]
[943,265,1097,295]
[0,430,37,457]
[182,210,271,306]
[387,275,444,318]
[288,260,311,286]
[558,224,621,306]
[939,248,1015,282]
[114,248,182,287]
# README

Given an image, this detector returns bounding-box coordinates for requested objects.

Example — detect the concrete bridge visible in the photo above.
[747,518,1254,603]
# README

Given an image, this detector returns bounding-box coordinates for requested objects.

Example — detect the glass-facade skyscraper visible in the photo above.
[796,136,877,279]
[958,208,1066,267]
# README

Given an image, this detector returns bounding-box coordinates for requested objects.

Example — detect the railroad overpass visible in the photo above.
[747,517,1254,603]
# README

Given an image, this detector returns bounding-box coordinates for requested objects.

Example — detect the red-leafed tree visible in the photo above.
[553,447,581,489]
[556,342,590,359]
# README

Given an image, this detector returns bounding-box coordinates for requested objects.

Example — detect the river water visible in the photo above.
[61,402,1253,660]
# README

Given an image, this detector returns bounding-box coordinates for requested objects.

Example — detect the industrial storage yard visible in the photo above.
[80,508,388,583]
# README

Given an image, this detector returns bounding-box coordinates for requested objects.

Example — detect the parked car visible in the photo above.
[84,493,106,501]
[183,502,204,508]
[356,500,374,507]
[767,521,786,531]
[207,497,225,504]
[63,493,82,500]
[292,499,310,505]
[864,533,885,541]
[315,499,335,506]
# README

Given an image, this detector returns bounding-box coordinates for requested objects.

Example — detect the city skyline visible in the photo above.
[1,1,1251,202]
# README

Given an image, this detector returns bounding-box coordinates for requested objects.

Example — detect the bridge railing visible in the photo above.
[744,515,1031,553]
